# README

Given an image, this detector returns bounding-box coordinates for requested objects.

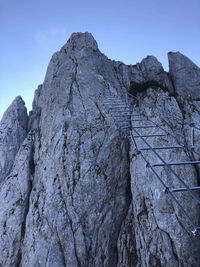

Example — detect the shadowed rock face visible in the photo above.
[0,32,200,266]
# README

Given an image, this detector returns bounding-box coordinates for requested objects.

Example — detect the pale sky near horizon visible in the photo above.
[1,0,200,120]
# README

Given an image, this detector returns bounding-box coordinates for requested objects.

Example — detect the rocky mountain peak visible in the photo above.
[1,96,27,122]
[0,32,200,266]
[0,96,28,184]
[61,32,98,53]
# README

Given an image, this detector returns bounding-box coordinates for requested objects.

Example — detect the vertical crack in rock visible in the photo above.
[19,32,133,267]
[117,203,138,267]
[130,88,200,266]
[1,32,200,266]
[0,134,34,266]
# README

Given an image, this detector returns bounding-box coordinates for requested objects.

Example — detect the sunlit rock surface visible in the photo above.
[129,88,200,266]
[0,32,199,266]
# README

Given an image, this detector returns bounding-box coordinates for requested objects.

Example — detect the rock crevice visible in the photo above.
[0,32,200,266]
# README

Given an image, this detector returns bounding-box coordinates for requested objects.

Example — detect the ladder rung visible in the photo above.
[114,115,131,118]
[117,122,132,125]
[165,187,200,193]
[132,125,157,129]
[111,110,131,112]
[104,97,123,100]
[104,97,120,98]
[118,121,132,124]
[117,121,131,124]
[107,102,128,104]
[103,103,125,105]
[103,100,124,103]
[110,108,130,110]
[114,114,131,117]
[152,161,200,167]
[105,103,129,105]
[133,134,167,138]
[131,119,148,121]
[139,145,184,150]
[103,102,128,105]
[112,111,131,114]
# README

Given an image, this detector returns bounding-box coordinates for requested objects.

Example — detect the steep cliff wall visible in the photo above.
[129,89,200,266]
[0,32,199,266]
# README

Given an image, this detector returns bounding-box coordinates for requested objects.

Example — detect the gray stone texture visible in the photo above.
[22,32,132,267]
[168,51,200,98]
[0,96,28,184]
[0,134,34,266]
[0,32,199,266]
[130,88,200,267]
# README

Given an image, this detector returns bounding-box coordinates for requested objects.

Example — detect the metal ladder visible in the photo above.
[100,93,132,138]
[129,110,200,237]
[101,92,200,236]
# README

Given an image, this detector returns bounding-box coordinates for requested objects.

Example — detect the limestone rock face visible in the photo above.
[0,134,34,266]
[137,56,174,92]
[0,32,200,267]
[168,51,200,98]
[129,88,200,266]
[0,96,28,184]
[21,32,131,267]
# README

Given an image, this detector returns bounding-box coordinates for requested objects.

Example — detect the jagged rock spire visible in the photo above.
[61,32,98,52]
[0,96,28,183]
[0,32,200,266]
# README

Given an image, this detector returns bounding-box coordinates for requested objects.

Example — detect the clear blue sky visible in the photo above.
[1,0,200,120]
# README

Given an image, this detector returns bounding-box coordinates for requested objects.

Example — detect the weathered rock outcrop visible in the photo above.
[21,32,132,266]
[0,32,200,266]
[0,96,28,184]
[168,51,200,98]
[129,88,200,266]
[135,56,174,92]
[0,134,34,266]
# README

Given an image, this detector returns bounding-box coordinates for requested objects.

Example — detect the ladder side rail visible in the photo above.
[132,128,200,204]
[127,92,200,131]
[133,112,200,159]
[146,117,200,159]
[130,131,200,236]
